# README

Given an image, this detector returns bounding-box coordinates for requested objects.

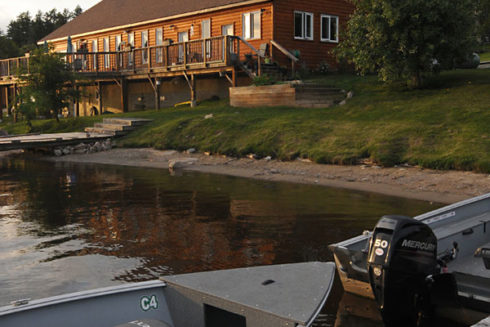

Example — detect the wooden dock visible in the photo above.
[0,132,113,151]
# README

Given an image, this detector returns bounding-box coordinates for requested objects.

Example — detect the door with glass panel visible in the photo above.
[178,31,189,63]
[155,28,163,66]
[103,37,110,69]
[128,32,134,67]
[141,31,149,65]
[221,24,234,61]
[202,19,211,60]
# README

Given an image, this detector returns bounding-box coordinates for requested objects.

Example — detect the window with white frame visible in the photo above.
[242,11,261,40]
[321,14,339,42]
[294,11,313,40]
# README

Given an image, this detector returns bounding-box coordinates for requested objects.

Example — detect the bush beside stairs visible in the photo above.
[85,118,152,137]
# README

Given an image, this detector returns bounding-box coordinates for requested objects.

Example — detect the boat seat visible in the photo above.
[474,243,490,269]
[114,319,173,327]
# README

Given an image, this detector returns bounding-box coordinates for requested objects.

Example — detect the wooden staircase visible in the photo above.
[85,118,152,137]
[293,84,347,108]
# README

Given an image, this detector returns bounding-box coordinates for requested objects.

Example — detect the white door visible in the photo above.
[103,37,110,69]
[92,40,98,70]
[128,32,134,66]
[178,31,189,63]
[202,19,211,58]
[141,31,148,64]
[155,28,163,63]
[115,35,122,66]
[221,24,234,59]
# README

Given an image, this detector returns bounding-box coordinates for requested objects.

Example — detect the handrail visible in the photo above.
[234,36,263,58]
[270,40,298,62]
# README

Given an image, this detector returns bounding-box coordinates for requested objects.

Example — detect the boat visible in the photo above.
[0,262,335,327]
[329,193,490,326]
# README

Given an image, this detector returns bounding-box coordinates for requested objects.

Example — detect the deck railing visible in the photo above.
[0,56,30,77]
[0,36,241,78]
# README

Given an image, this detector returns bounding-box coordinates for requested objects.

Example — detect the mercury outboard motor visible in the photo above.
[367,215,438,327]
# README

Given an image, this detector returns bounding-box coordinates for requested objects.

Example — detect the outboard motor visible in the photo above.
[367,215,438,327]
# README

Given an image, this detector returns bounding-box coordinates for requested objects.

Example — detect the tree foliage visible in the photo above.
[336,0,478,87]
[476,0,490,41]
[0,31,21,59]
[5,6,82,55]
[17,48,79,124]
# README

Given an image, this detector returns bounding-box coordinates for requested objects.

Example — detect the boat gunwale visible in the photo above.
[0,280,166,316]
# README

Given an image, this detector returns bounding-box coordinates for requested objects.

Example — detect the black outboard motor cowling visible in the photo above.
[367,215,438,327]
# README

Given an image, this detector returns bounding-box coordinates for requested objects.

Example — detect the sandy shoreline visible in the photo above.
[4,148,482,205]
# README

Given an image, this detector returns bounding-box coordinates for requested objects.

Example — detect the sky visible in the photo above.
[0,0,101,33]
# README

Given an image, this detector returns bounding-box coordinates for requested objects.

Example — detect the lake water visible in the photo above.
[0,157,441,325]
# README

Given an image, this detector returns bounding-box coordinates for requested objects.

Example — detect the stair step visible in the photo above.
[295,100,335,108]
[102,118,152,126]
[294,86,343,92]
[94,123,134,131]
[85,127,125,137]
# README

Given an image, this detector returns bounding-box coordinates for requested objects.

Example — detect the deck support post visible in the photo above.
[232,67,237,87]
[121,79,128,112]
[6,86,11,117]
[183,72,197,107]
[13,84,18,123]
[97,82,103,115]
[75,84,80,117]
[147,75,160,111]
[0,86,3,120]
[190,74,196,107]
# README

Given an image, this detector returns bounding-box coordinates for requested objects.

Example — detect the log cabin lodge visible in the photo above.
[0,0,354,117]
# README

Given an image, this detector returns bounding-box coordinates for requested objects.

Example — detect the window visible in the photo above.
[294,11,313,40]
[242,11,261,40]
[321,14,339,42]
[155,28,163,63]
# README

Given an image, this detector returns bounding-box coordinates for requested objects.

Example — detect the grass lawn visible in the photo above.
[1,69,489,173]
[480,52,490,62]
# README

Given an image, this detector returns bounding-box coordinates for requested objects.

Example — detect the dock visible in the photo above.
[0,132,113,151]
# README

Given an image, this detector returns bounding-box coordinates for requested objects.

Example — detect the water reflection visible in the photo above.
[0,157,441,325]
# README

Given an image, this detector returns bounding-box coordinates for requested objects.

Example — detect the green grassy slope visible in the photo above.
[2,69,489,172]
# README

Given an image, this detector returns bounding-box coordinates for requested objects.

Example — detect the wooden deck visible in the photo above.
[0,36,246,85]
[0,132,113,151]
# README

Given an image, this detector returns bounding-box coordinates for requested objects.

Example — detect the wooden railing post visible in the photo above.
[148,48,151,71]
[133,50,136,74]
[224,36,229,65]
[164,47,168,71]
[183,42,187,68]
[257,56,261,76]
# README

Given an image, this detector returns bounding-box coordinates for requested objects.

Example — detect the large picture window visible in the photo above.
[321,14,339,42]
[243,11,261,40]
[294,11,313,40]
